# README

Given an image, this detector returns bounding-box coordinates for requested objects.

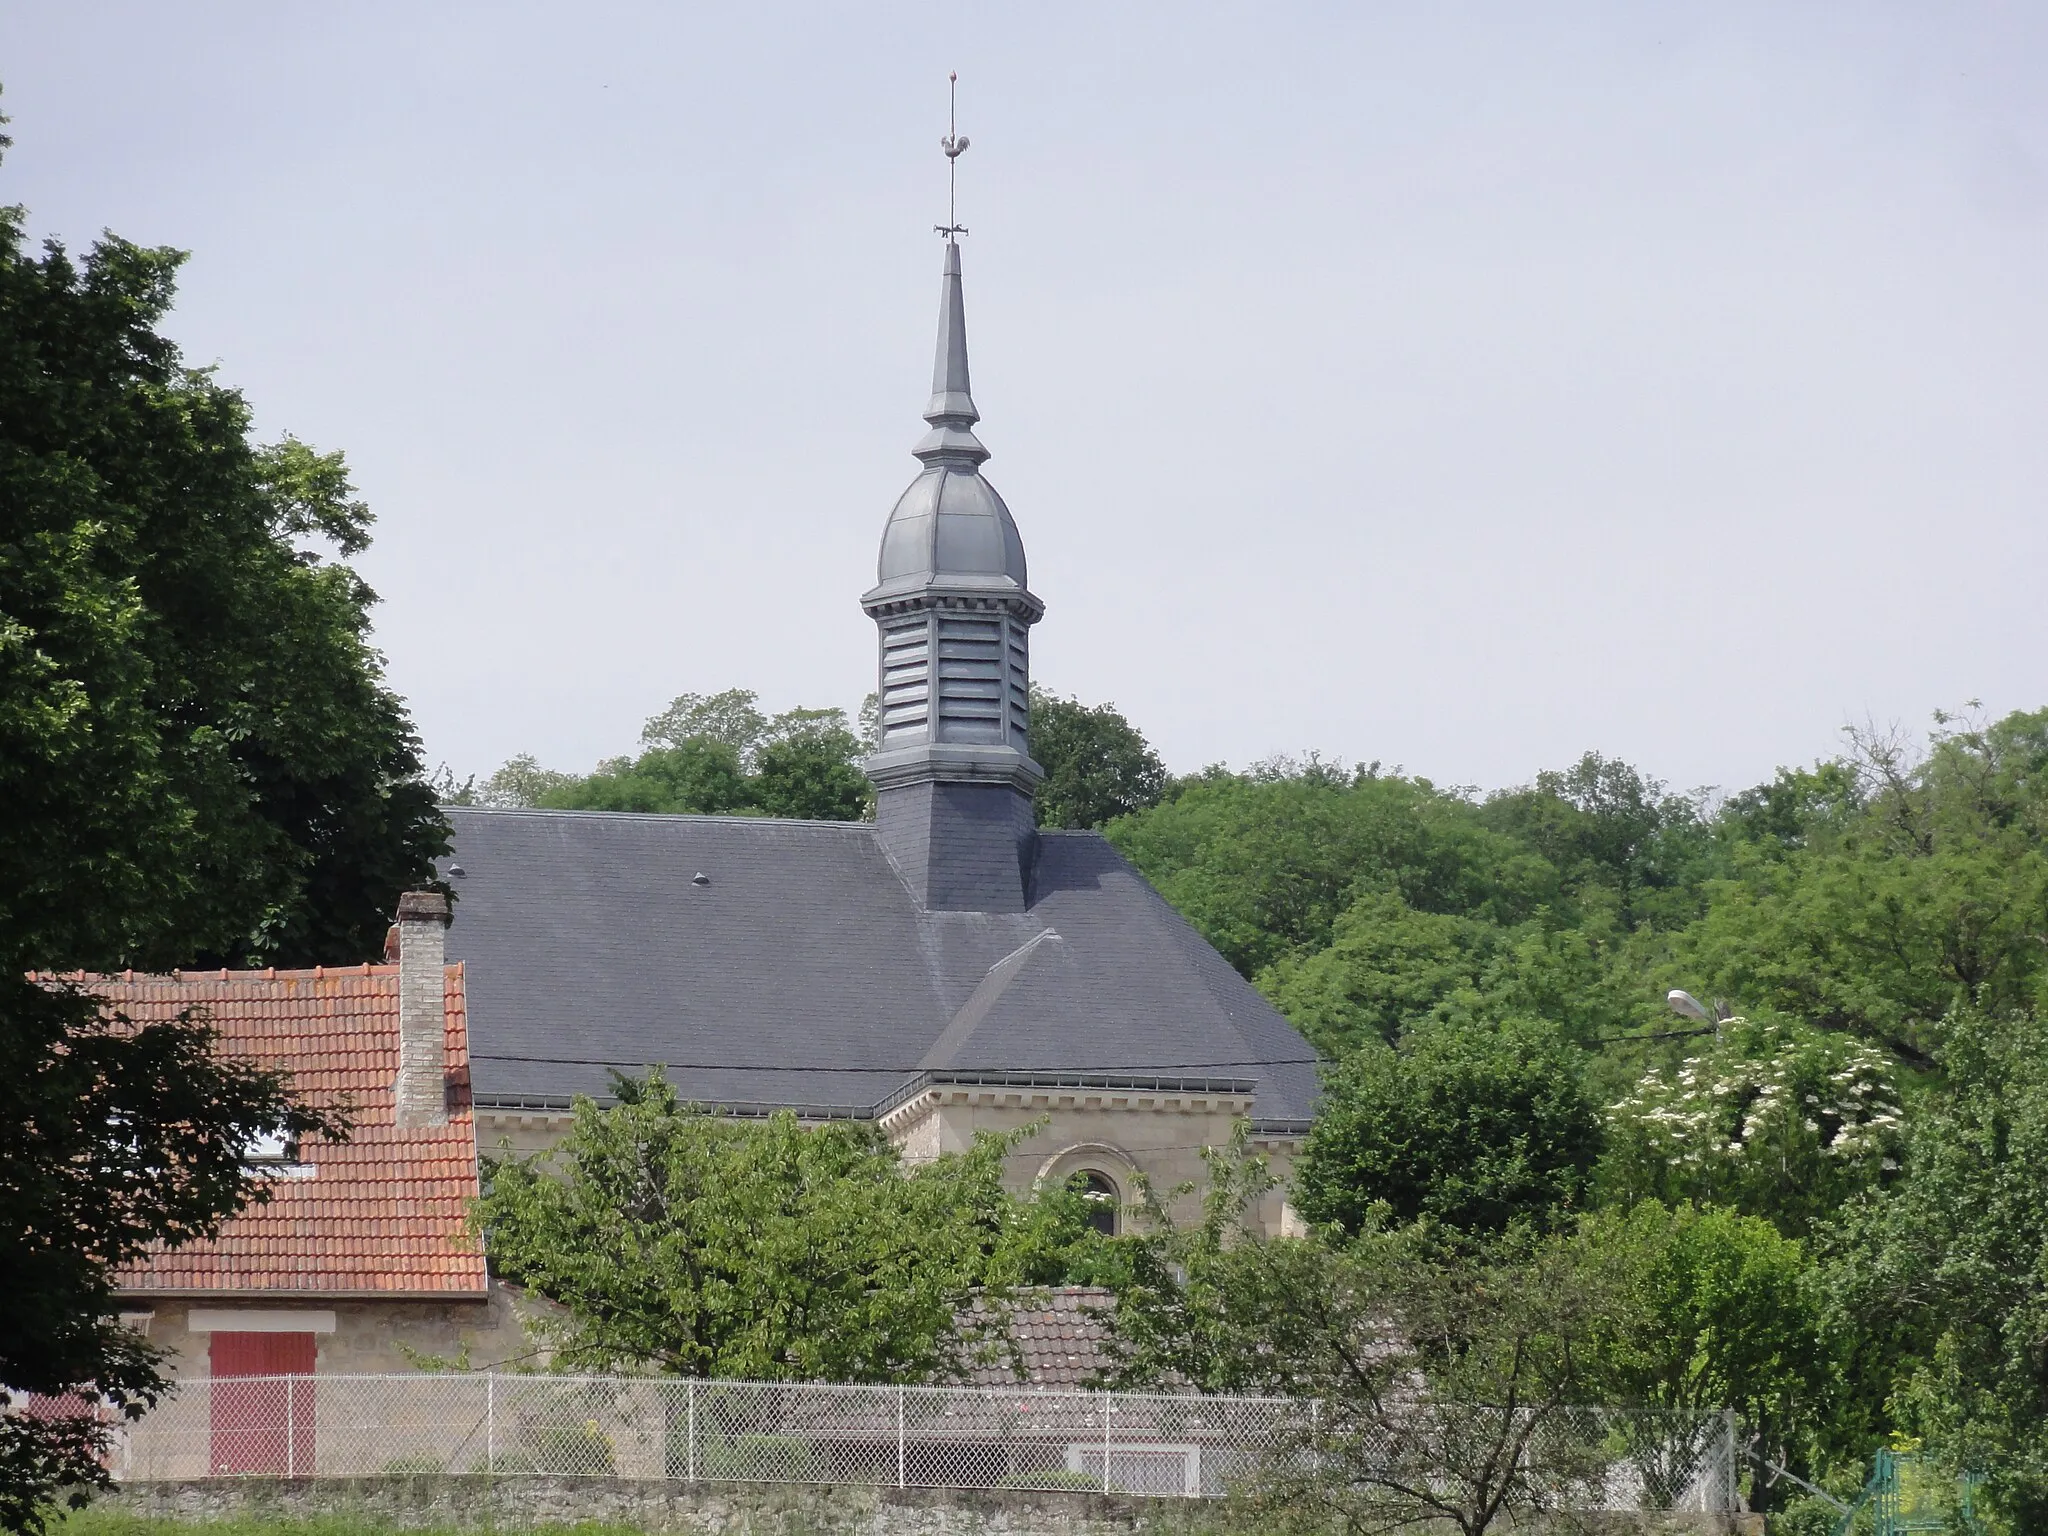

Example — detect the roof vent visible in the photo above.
[447,864,466,880]
[691,872,710,886]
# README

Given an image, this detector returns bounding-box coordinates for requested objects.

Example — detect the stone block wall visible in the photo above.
[96,1478,1765,1535]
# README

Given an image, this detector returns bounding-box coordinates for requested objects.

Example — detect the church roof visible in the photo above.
[439,806,1318,1128]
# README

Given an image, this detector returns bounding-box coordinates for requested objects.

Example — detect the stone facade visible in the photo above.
[882,1084,1302,1238]
[129,1290,543,1380]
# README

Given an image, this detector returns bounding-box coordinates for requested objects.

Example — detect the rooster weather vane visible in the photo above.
[937,71,969,240]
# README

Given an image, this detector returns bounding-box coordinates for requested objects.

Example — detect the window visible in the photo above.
[1070,1170,1120,1237]
[242,1128,297,1165]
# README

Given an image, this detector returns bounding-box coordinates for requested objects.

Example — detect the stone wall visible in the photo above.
[97,1477,1764,1535]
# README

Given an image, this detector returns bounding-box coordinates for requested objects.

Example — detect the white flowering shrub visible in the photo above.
[1605,1014,1903,1231]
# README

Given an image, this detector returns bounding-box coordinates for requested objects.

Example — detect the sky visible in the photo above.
[4,3,2045,796]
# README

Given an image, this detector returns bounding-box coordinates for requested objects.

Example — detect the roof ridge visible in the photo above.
[54,964,399,984]
[441,806,881,832]
[918,928,1065,1070]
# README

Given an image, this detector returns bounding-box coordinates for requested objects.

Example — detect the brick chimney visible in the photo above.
[393,890,451,1128]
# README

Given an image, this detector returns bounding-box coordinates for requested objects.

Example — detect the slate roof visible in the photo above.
[83,964,487,1299]
[439,807,1319,1126]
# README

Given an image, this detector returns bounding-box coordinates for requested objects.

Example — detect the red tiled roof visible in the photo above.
[967,1287,1116,1388]
[73,964,488,1299]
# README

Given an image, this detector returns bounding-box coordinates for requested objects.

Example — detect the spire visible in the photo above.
[861,72,1043,913]
[915,241,989,467]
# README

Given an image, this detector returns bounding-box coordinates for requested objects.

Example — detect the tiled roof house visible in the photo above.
[86,897,533,1444]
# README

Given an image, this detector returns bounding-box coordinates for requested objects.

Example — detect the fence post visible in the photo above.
[486,1373,496,1470]
[286,1376,296,1479]
[897,1385,906,1489]
[686,1378,696,1483]
[1102,1389,1112,1495]
[1722,1408,1738,1513]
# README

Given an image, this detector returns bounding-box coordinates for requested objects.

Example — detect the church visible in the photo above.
[438,230,1320,1237]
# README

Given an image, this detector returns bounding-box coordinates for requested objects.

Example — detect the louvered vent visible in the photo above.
[934,615,1007,743]
[879,617,931,745]
[1007,618,1030,751]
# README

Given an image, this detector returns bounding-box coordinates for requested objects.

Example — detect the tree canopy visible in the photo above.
[453,688,871,822]
[2,114,431,1529]
[475,1074,1093,1382]
[1295,1018,1603,1237]
[1026,686,1168,829]
[1088,706,2048,1523]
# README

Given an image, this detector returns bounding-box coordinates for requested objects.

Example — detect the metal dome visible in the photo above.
[876,464,1028,591]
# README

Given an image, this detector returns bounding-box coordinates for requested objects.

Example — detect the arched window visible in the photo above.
[1070,1170,1120,1237]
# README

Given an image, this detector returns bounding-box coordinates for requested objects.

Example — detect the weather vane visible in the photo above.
[937,71,969,240]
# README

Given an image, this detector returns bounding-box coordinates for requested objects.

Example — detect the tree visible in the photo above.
[0,985,340,1534]
[1825,1008,2048,1526]
[1108,770,1558,977]
[750,728,871,820]
[1602,1013,1902,1237]
[476,689,873,821]
[640,687,771,761]
[1026,687,1168,829]
[1100,1148,1628,1536]
[2,125,415,1524]
[1295,1018,1603,1237]
[475,1074,1081,1382]
[1583,1201,1836,1506]
[1480,751,1709,930]
[444,753,579,808]
[1246,1227,1627,1536]
[0,221,444,969]
[1256,891,1496,1055]
[539,740,752,815]
[1673,711,2048,1071]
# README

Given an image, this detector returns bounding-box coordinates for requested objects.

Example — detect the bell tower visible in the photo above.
[863,81,1043,912]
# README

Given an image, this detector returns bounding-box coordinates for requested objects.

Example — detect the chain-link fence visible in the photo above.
[107,1374,1734,1509]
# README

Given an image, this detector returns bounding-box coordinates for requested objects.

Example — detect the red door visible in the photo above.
[209,1332,316,1475]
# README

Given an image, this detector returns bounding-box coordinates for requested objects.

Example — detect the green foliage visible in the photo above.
[1826,1009,2048,1526]
[1672,715,2048,1071]
[477,689,872,822]
[1101,1143,1628,1536]
[1582,1202,1834,1474]
[1256,891,1639,1057]
[474,1073,1092,1382]
[1108,767,1556,977]
[1256,892,1495,1054]
[1478,751,1712,930]
[540,739,751,815]
[0,209,445,970]
[1602,1014,1903,1237]
[1295,1019,1603,1238]
[1027,686,1168,829]
[748,728,872,821]
[1098,705,2048,1505]
[0,118,416,1531]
